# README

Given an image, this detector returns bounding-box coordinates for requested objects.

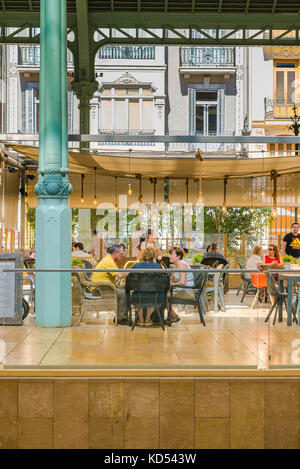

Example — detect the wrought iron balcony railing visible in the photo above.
[264,97,300,119]
[18,46,73,65]
[99,45,155,60]
[180,47,235,68]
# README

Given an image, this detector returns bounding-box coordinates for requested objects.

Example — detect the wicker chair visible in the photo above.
[72,272,117,326]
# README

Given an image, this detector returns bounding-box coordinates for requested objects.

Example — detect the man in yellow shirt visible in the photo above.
[92,245,128,324]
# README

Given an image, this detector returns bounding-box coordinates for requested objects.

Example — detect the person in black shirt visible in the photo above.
[282,222,300,259]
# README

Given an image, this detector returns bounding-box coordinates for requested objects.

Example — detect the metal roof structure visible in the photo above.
[1,0,300,46]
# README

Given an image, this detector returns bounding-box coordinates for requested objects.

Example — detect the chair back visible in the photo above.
[123,260,138,270]
[126,271,170,306]
[191,265,209,288]
[24,258,35,269]
[251,272,267,289]
[201,257,219,268]
[265,271,279,297]
[217,263,230,286]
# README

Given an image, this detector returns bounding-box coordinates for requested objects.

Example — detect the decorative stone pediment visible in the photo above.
[99,72,157,92]
[114,72,140,85]
[263,46,300,60]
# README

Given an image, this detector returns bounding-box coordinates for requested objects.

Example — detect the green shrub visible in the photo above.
[281,254,295,263]
[72,258,83,267]
[193,253,203,264]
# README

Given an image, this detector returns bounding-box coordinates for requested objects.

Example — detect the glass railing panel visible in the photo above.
[268,268,300,369]
[0,264,265,370]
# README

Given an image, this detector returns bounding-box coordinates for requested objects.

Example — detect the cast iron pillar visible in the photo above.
[35,0,72,327]
[71,80,98,151]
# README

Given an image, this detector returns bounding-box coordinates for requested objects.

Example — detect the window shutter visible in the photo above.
[188,88,196,135]
[22,88,34,133]
[67,89,73,133]
[217,88,225,135]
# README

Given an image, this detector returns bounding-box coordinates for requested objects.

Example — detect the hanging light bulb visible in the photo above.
[250,207,254,214]
[221,176,228,215]
[93,197,97,205]
[261,185,265,197]
[272,208,277,217]
[128,183,132,196]
[196,178,204,205]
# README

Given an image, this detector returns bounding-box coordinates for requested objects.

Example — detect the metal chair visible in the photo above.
[125,271,170,330]
[205,264,229,312]
[169,270,208,326]
[72,272,117,326]
[250,272,267,309]
[264,271,296,325]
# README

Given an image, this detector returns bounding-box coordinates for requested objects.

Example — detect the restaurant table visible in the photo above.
[277,272,300,326]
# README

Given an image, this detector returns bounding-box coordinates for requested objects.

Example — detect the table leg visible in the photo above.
[288,279,293,326]
[278,279,283,322]
[214,273,218,313]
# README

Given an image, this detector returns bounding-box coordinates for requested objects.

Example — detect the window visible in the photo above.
[268,142,296,156]
[99,87,154,134]
[274,61,297,102]
[22,86,74,133]
[189,89,224,136]
[22,85,39,133]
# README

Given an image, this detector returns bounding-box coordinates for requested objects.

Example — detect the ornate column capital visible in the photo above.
[71,80,98,103]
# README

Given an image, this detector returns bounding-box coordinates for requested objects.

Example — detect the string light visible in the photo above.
[250,177,254,213]
[222,176,228,215]
[197,177,204,205]
[93,167,97,205]
[115,177,118,211]
[80,174,84,203]
[185,178,190,214]
[271,169,278,218]
[128,148,132,196]
[261,149,265,198]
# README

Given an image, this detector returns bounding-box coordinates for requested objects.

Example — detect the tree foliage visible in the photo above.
[204,206,273,249]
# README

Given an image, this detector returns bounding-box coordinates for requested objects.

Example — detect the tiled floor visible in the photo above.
[1,292,299,368]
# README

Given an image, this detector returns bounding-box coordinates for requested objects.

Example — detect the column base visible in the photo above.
[35,198,72,327]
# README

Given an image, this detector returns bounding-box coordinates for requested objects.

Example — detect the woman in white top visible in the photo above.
[167,246,195,322]
[245,245,263,278]
[137,229,162,261]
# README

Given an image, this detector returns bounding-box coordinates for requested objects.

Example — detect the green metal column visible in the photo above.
[35,0,72,327]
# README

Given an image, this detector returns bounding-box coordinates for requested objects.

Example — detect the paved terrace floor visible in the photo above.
[1,292,299,369]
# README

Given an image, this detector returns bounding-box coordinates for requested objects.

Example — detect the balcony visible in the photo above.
[264,97,300,120]
[180,47,235,74]
[99,46,155,60]
[18,46,73,66]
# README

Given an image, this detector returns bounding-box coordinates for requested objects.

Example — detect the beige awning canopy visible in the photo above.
[9,144,300,180]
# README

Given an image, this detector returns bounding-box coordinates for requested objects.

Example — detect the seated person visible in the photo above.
[72,242,91,258]
[137,229,162,261]
[202,242,226,261]
[131,247,163,326]
[265,244,281,265]
[92,244,128,325]
[245,245,263,279]
[168,246,196,323]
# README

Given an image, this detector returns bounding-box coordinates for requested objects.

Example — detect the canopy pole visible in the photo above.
[35,0,72,327]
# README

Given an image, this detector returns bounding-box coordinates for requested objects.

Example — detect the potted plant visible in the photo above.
[193,253,203,265]
[281,254,295,270]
